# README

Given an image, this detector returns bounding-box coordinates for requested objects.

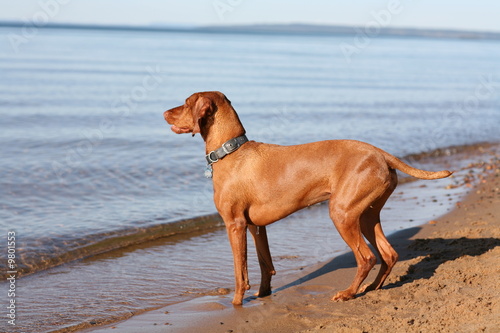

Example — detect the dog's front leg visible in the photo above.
[225,217,250,305]
[249,225,276,297]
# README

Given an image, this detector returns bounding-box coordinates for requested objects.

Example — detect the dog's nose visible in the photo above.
[163,110,170,122]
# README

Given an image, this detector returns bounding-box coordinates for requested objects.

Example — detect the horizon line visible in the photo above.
[1,20,500,41]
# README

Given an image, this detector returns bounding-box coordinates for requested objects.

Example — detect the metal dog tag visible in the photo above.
[204,165,213,178]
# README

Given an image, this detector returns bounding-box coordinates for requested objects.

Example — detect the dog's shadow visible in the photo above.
[262,227,500,300]
[383,235,500,290]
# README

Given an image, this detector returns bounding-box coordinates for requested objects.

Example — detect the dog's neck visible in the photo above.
[202,104,246,154]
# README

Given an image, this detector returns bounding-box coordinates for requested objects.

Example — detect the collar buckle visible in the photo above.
[222,140,239,154]
[205,135,248,166]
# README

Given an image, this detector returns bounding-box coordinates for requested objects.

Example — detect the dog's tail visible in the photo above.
[379,149,453,180]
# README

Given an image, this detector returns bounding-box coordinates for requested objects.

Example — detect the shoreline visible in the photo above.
[85,144,500,333]
[4,213,224,281]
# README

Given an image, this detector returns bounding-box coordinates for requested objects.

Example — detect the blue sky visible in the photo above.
[1,0,500,32]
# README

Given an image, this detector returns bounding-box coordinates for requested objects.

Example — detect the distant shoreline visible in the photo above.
[2,21,500,41]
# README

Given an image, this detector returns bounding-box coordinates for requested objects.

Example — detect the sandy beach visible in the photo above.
[85,143,500,333]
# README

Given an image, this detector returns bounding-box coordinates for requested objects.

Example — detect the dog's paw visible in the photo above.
[232,296,243,306]
[331,291,356,302]
[359,283,375,293]
[254,288,272,297]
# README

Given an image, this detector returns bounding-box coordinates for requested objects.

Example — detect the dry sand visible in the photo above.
[89,148,500,333]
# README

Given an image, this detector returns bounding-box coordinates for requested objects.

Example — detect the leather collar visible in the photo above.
[205,135,248,165]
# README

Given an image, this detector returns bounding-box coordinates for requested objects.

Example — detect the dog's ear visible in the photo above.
[191,95,214,136]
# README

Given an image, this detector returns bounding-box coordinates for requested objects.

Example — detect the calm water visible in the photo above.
[0,27,500,331]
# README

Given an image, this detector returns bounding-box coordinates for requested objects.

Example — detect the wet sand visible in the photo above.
[87,143,500,333]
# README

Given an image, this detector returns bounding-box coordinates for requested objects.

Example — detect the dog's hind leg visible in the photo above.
[359,206,399,293]
[359,169,398,293]
[249,225,276,297]
[359,175,399,293]
[359,222,399,293]
[330,204,377,301]
[329,162,395,301]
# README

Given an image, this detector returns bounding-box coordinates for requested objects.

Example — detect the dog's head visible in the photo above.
[164,91,227,137]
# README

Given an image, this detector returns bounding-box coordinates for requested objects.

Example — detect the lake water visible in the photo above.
[0,26,499,332]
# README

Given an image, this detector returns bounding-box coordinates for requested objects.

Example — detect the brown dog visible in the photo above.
[164,91,452,305]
